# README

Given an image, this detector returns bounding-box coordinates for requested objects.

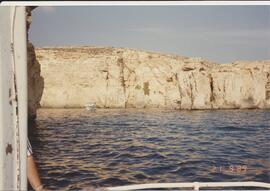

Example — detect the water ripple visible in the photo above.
[29,109,270,190]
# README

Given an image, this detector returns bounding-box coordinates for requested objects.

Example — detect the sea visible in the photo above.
[28,109,270,190]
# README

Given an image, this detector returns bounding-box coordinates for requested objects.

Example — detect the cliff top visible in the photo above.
[36,45,195,61]
[35,46,269,70]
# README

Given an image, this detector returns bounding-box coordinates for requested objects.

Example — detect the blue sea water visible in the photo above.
[29,109,270,190]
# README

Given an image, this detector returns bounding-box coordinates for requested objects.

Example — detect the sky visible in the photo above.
[30,5,270,63]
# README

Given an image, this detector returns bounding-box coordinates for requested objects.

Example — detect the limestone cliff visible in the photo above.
[26,7,44,120]
[35,47,270,109]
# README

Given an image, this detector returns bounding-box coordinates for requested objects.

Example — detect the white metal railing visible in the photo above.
[106,181,270,190]
[0,6,27,191]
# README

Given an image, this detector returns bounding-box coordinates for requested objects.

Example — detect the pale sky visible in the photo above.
[30,6,270,63]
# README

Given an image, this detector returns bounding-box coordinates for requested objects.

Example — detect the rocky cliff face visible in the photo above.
[26,7,44,120]
[35,47,270,109]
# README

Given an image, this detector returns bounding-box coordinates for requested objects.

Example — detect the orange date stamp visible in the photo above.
[211,165,247,174]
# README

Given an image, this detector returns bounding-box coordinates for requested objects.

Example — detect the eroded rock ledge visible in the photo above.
[26,7,44,121]
[35,47,270,109]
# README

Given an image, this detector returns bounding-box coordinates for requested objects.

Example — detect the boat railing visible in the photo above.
[105,181,270,190]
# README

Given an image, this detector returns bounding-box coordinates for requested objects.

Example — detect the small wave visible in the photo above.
[216,125,257,132]
[133,173,149,180]
[144,153,166,160]
[216,126,244,131]
[115,153,135,159]
[144,137,164,142]
[97,177,132,186]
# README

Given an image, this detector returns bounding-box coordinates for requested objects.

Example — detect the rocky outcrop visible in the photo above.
[26,7,44,120]
[35,47,270,109]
